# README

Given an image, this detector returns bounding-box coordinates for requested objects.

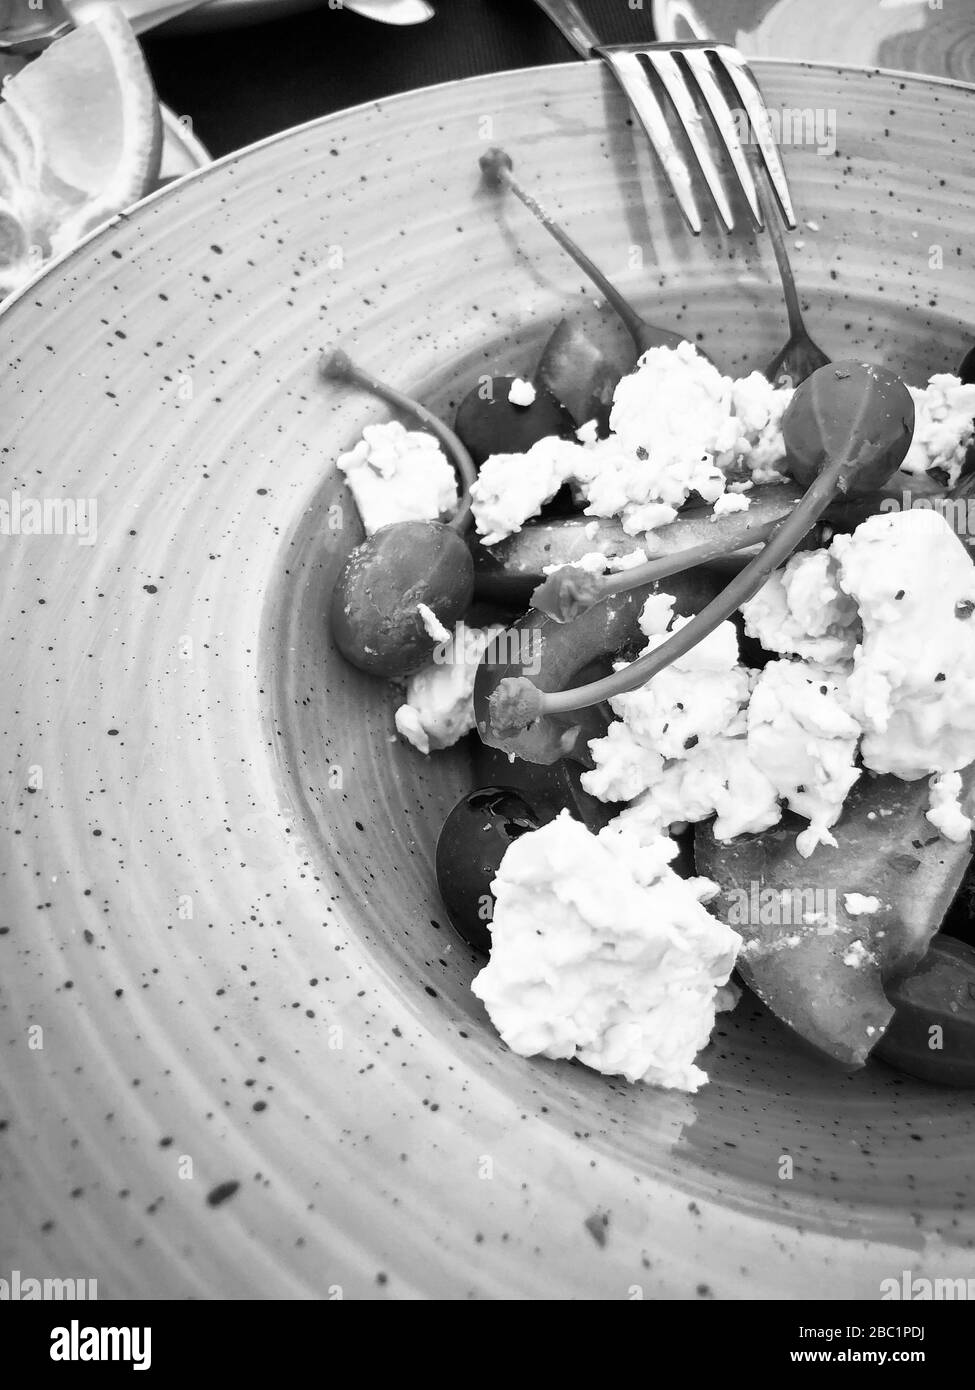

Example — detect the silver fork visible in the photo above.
[533,0,796,235]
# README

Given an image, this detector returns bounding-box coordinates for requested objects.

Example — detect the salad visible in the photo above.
[320,148,975,1095]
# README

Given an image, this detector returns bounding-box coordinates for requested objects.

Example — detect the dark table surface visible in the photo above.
[142,0,661,159]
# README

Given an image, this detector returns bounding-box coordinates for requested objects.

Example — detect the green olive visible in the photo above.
[331,519,474,677]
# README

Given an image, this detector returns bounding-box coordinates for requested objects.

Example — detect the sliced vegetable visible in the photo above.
[876,935,975,1087]
[473,569,726,765]
[695,768,975,1067]
[534,312,638,433]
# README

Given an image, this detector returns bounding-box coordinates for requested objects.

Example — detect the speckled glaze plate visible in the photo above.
[2,62,974,1300]
[654,0,975,83]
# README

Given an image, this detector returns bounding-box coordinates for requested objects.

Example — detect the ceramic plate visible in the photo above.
[1,61,974,1300]
[653,0,975,83]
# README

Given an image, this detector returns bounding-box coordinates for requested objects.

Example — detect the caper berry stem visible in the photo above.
[320,346,476,532]
[479,148,677,357]
[489,451,848,730]
[530,513,781,622]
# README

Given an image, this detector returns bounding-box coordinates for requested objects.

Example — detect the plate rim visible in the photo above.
[4,53,975,322]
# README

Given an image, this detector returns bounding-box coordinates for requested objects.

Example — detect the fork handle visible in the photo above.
[531,0,601,59]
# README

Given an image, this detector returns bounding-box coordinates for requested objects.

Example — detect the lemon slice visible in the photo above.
[0,9,161,297]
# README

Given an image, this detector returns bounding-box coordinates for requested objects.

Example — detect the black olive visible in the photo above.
[876,936,975,1087]
[435,787,541,952]
[454,376,576,469]
[959,344,975,386]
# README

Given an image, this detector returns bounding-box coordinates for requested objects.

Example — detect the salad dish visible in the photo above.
[3,60,975,1298]
[323,146,975,1097]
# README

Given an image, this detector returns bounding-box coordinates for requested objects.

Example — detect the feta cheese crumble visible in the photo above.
[725,371,793,484]
[582,596,781,841]
[337,420,458,535]
[470,436,580,546]
[832,509,975,779]
[541,547,647,577]
[394,625,501,755]
[416,602,451,644]
[471,811,741,1092]
[901,374,975,487]
[712,492,750,517]
[926,771,973,843]
[741,547,859,667]
[746,659,862,856]
[842,939,873,969]
[470,342,798,544]
[844,893,881,916]
[582,511,975,858]
[507,377,536,408]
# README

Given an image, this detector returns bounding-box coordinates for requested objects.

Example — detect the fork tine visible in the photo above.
[680,47,763,231]
[642,49,735,234]
[597,46,704,236]
[713,45,797,229]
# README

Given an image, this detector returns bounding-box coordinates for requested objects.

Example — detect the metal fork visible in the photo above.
[533,0,796,235]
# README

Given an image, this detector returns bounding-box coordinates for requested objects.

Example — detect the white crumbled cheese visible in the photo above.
[901,374,975,486]
[470,436,580,545]
[602,341,734,510]
[575,419,600,446]
[394,625,500,755]
[638,590,677,638]
[571,433,683,535]
[337,420,458,534]
[608,618,753,761]
[832,509,975,779]
[541,547,646,576]
[469,342,798,543]
[416,602,451,644]
[507,377,537,408]
[844,893,881,916]
[724,371,793,483]
[926,771,973,842]
[582,601,781,840]
[741,548,860,667]
[583,513,975,856]
[608,740,781,843]
[842,939,873,968]
[715,980,742,1013]
[746,659,862,858]
[579,511,975,859]
[712,491,751,517]
[470,811,741,1092]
